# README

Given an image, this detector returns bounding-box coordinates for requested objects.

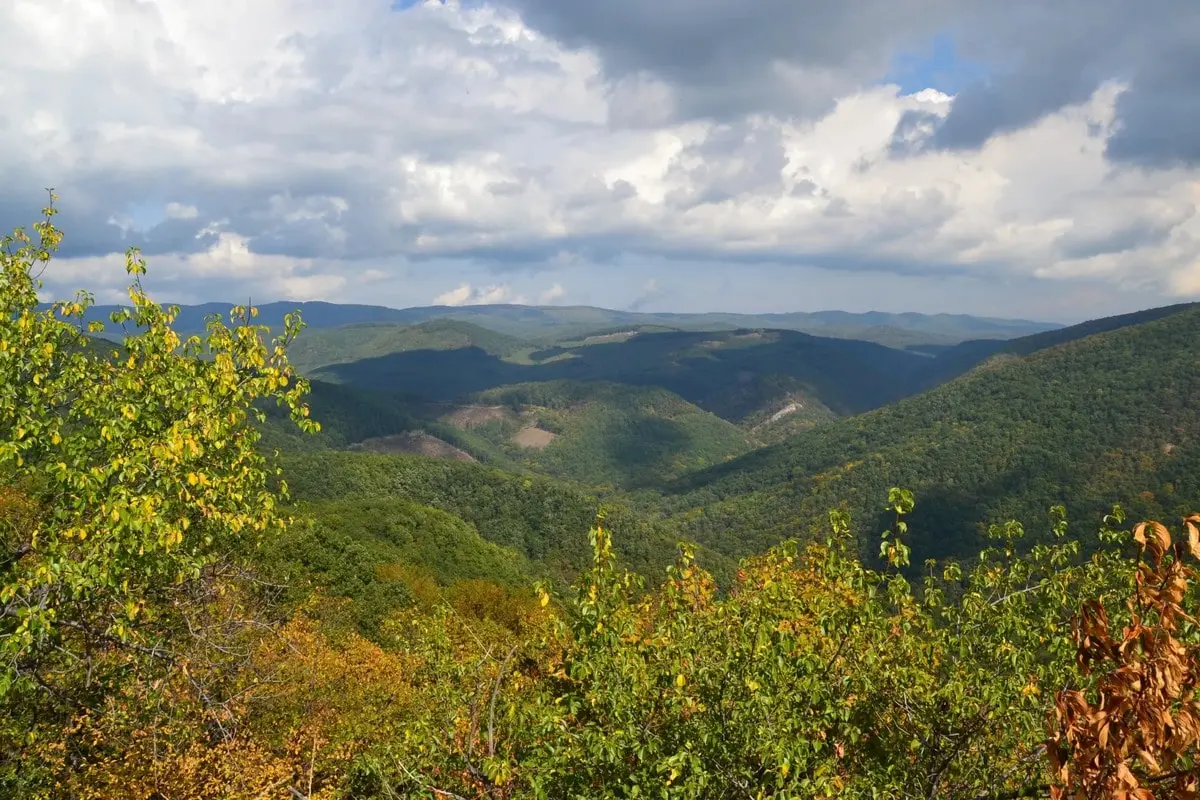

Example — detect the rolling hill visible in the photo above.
[259,496,536,638]
[283,318,531,374]
[657,305,1200,564]
[908,301,1200,393]
[260,303,1199,493]
[463,380,752,489]
[261,377,751,489]
[307,327,926,426]
[277,449,735,584]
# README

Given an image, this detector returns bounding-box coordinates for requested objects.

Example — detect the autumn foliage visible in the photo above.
[1050,515,1200,799]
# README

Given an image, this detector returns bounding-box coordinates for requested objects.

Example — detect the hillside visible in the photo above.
[279,450,735,583]
[260,496,534,638]
[908,301,1200,392]
[259,374,749,488]
[661,306,1200,563]
[462,380,752,488]
[284,319,531,374]
[310,327,925,425]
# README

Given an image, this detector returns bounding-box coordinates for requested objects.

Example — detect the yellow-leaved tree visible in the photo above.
[0,196,316,793]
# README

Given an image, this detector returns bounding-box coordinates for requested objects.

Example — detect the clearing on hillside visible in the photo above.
[511,426,557,449]
[441,404,516,429]
[349,431,476,462]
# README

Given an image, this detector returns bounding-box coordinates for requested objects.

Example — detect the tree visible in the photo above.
[0,197,316,790]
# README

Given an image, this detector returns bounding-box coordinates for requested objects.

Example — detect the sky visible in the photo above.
[4,0,1200,323]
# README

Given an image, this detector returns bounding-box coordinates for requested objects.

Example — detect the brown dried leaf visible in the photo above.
[1116,761,1137,788]
[1187,520,1200,561]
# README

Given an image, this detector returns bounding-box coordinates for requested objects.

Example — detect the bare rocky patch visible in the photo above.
[511,426,557,449]
[349,431,476,462]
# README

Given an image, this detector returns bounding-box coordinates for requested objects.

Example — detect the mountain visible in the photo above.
[908,301,1200,392]
[307,327,927,426]
[261,377,750,489]
[462,380,752,489]
[284,318,531,374]
[261,302,1200,496]
[659,305,1200,564]
[71,300,1059,349]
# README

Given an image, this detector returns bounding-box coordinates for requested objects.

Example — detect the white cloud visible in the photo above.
[44,231,346,302]
[538,283,566,303]
[432,282,527,306]
[476,284,524,304]
[433,283,474,306]
[165,202,198,220]
[3,0,1199,318]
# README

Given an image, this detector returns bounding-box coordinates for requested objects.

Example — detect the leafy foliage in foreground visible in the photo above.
[23,491,1200,799]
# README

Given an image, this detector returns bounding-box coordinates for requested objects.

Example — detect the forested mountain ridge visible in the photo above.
[69,299,1059,348]
[661,305,1200,562]
[258,377,753,489]
[278,449,726,582]
[907,300,1200,392]
[251,300,1200,493]
[305,327,923,431]
[284,318,532,374]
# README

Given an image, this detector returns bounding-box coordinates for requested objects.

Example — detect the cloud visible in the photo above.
[628,278,666,311]
[2,0,1199,320]
[538,283,566,303]
[432,282,527,306]
[164,202,198,220]
[433,283,474,306]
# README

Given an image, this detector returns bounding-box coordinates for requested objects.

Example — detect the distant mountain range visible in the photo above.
[72,294,1200,560]
[66,300,1061,349]
[250,299,1197,495]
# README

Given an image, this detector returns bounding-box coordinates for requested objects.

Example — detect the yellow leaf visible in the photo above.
[675,674,685,688]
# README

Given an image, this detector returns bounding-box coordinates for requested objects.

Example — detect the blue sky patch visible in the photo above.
[883,32,990,95]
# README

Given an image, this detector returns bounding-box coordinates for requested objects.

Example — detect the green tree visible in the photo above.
[0,197,315,789]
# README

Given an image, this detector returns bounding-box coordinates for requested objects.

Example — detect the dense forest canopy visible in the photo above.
[6,207,1200,798]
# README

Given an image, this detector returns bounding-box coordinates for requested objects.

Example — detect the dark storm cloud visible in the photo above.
[924,0,1200,166]
[502,0,1200,168]
[1105,31,1200,167]
[500,0,955,118]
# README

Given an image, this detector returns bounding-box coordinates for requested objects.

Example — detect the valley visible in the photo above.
[249,297,1200,580]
